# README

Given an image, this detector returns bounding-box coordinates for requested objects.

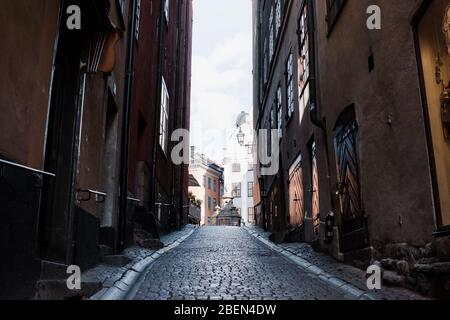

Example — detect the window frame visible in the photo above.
[276,85,283,139]
[159,77,169,154]
[298,1,312,123]
[164,0,170,24]
[232,183,242,198]
[248,181,254,198]
[135,0,141,40]
[275,0,282,36]
[269,6,274,61]
[286,52,295,119]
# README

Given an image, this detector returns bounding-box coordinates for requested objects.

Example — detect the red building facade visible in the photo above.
[128,0,193,235]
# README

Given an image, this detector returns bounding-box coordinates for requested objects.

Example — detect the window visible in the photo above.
[213,198,217,209]
[159,77,169,154]
[208,177,211,189]
[232,163,241,173]
[275,0,282,36]
[119,0,126,16]
[277,86,283,139]
[213,179,217,192]
[248,207,255,223]
[266,117,272,157]
[135,0,141,40]
[164,0,170,23]
[286,53,294,118]
[263,37,268,84]
[248,182,254,198]
[298,2,311,122]
[310,142,320,237]
[326,0,346,33]
[269,6,274,61]
[232,183,241,198]
[208,197,211,210]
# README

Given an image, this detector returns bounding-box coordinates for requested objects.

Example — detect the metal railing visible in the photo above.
[0,159,55,177]
[76,189,106,204]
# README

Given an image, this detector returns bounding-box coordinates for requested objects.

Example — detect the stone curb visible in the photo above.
[90,228,197,300]
[244,227,376,301]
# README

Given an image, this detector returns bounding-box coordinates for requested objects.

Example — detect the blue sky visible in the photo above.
[190,0,253,162]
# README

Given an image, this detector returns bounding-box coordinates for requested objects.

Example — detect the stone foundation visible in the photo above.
[370,236,450,299]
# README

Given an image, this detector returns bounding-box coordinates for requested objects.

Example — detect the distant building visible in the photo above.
[223,112,255,225]
[189,148,224,226]
[188,175,202,225]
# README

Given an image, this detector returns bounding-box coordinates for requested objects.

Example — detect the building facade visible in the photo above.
[189,150,224,226]
[127,0,193,236]
[253,0,450,296]
[222,112,255,225]
[0,0,192,299]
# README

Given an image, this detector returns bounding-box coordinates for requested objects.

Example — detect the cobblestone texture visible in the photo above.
[247,226,427,300]
[82,225,197,290]
[133,227,350,300]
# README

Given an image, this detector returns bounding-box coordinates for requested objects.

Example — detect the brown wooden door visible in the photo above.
[289,155,304,227]
[334,108,368,253]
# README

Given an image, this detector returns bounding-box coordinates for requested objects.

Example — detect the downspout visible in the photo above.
[179,1,191,229]
[171,0,183,230]
[309,0,335,215]
[151,3,165,217]
[118,0,137,251]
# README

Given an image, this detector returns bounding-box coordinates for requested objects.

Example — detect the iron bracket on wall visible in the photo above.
[76,189,106,204]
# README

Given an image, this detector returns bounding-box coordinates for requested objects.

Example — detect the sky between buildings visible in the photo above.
[190,0,253,163]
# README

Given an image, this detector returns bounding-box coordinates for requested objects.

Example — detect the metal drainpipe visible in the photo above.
[170,0,183,231]
[151,3,165,218]
[178,1,191,229]
[308,0,335,216]
[118,0,137,251]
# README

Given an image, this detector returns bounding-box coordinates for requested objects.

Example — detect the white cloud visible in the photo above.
[191,30,252,162]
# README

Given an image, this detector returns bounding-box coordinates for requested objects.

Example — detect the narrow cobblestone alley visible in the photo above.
[132,227,349,300]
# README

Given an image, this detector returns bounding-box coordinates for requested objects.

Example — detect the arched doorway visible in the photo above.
[333,106,368,253]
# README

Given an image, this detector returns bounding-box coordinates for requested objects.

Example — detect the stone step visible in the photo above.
[40,260,69,280]
[34,280,102,300]
[99,245,113,257]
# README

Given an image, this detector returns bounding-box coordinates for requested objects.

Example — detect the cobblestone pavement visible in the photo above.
[246,226,426,300]
[133,227,351,300]
[83,225,197,291]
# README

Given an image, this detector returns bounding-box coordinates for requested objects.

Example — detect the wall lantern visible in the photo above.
[237,128,245,146]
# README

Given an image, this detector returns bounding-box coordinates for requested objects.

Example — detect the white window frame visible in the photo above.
[159,77,169,154]
[164,0,170,23]
[263,37,268,84]
[269,6,274,61]
[275,0,282,36]
[232,183,242,198]
[135,0,141,40]
[277,86,283,139]
[119,0,126,16]
[286,53,294,118]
